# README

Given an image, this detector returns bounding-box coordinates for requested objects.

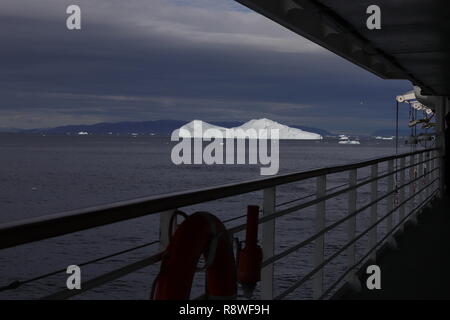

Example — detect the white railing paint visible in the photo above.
[369,164,378,261]
[262,187,276,299]
[346,169,357,279]
[0,148,440,300]
[313,175,326,299]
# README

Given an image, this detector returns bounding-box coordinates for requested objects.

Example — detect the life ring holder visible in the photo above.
[151,211,237,300]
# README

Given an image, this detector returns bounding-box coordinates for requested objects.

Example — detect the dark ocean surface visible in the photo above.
[0,134,413,299]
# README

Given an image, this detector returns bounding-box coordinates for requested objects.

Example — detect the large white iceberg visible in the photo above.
[173,118,322,140]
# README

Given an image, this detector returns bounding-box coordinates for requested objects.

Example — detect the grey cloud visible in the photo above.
[0,0,412,133]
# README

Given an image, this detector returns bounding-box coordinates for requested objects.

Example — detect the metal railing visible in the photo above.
[0,147,441,300]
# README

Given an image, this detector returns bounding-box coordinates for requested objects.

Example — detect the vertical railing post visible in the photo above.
[424,152,429,200]
[430,150,434,193]
[436,99,445,197]
[399,157,406,226]
[424,152,430,203]
[159,209,176,250]
[431,150,436,195]
[409,154,416,224]
[386,160,394,240]
[437,148,440,194]
[313,175,326,299]
[429,150,434,200]
[436,148,441,196]
[347,169,357,277]
[262,187,276,300]
[369,164,378,261]
[418,152,424,213]
[436,149,440,194]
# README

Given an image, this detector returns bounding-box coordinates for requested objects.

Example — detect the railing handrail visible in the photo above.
[0,147,439,250]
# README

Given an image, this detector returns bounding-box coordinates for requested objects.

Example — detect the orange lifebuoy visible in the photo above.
[151,212,237,300]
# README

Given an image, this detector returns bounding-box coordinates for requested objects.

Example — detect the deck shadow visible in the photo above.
[338,196,450,300]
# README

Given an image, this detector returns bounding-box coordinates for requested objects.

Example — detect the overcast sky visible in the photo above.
[0,0,412,133]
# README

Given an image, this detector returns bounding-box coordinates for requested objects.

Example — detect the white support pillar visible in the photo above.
[418,152,424,212]
[347,169,357,274]
[262,187,276,300]
[435,97,446,197]
[386,160,394,235]
[409,155,417,224]
[313,175,326,300]
[399,157,406,227]
[346,169,361,291]
[369,164,378,261]
[432,150,437,194]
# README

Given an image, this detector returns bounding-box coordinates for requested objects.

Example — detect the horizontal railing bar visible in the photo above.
[43,252,164,300]
[220,156,429,227]
[271,154,435,214]
[319,189,439,300]
[228,165,439,236]
[267,157,438,224]
[222,214,248,224]
[261,167,438,267]
[34,162,431,299]
[0,148,438,250]
[0,240,159,292]
[275,169,391,208]
[274,177,438,300]
[41,175,439,300]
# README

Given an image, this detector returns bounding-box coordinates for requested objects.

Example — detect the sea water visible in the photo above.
[0,134,409,299]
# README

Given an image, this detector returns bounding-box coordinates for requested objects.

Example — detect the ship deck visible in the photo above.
[340,196,450,299]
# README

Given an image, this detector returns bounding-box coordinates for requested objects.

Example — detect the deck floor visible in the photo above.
[341,195,450,300]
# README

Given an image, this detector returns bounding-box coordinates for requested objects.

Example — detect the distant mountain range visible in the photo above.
[0,127,22,133]
[2,121,430,137]
[8,120,333,136]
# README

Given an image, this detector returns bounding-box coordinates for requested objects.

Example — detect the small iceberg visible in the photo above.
[338,135,360,145]
[375,136,394,140]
